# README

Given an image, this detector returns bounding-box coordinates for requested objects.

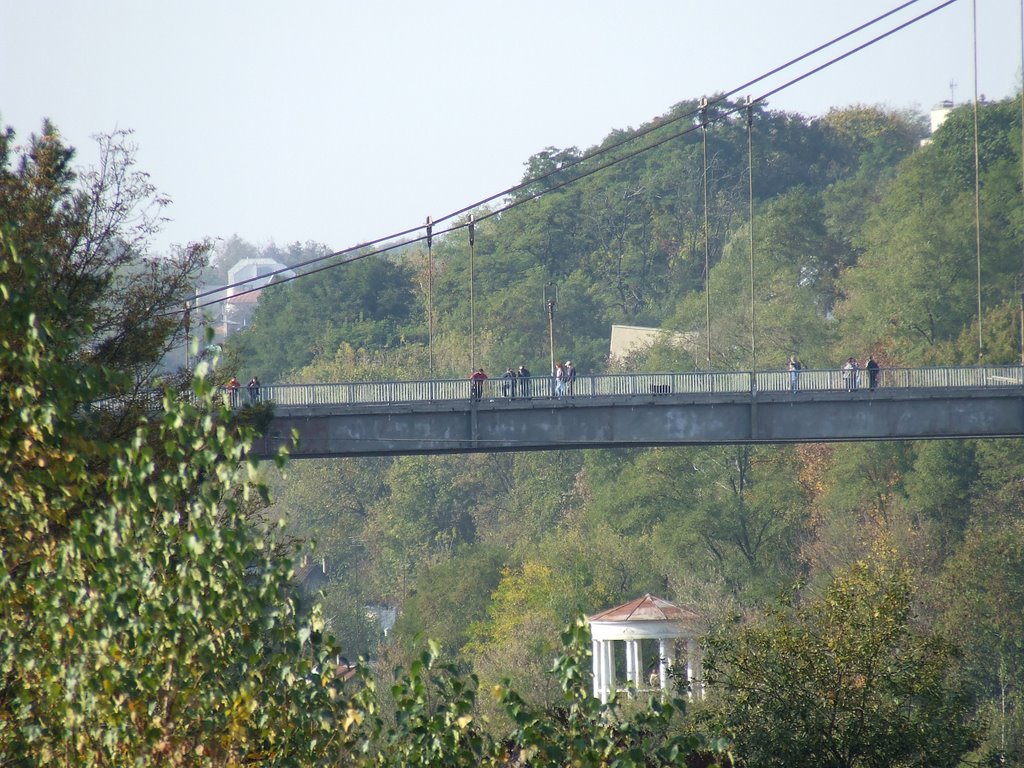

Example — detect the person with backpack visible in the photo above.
[787,355,802,394]
[518,364,531,398]
[865,355,880,391]
[565,360,577,397]
[502,367,516,398]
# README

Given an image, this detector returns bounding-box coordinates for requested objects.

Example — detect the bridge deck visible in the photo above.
[251,366,1024,410]
[246,366,1024,458]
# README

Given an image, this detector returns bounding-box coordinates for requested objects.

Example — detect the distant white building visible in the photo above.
[920,99,955,146]
[929,99,954,134]
[222,257,295,335]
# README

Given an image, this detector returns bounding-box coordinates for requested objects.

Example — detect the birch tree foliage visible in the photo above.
[0,233,348,766]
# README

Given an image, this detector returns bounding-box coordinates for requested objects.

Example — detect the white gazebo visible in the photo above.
[587,594,703,704]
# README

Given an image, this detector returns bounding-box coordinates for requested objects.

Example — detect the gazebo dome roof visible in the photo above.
[587,594,702,641]
[588,593,700,623]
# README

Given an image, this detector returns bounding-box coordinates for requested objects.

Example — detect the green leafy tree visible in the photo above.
[820,105,925,260]
[501,451,586,548]
[265,457,389,656]
[466,520,663,722]
[465,560,569,717]
[1,233,347,765]
[585,446,808,600]
[337,620,720,767]
[903,440,977,557]
[496,618,718,767]
[363,455,481,603]
[937,508,1024,763]
[391,543,508,660]
[944,298,1024,365]
[577,174,668,317]
[1,247,718,767]
[0,121,208,394]
[836,98,1024,362]
[229,252,418,380]
[801,442,916,581]
[695,187,838,369]
[702,552,978,768]
[819,443,912,518]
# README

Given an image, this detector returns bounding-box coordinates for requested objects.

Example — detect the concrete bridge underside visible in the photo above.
[253,388,1024,459]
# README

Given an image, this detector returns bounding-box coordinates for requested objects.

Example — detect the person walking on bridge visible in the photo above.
[470,368,487,402]
[865,355,880,391]
[554,362,567,399]
[842,357,859,392]
[787,355,802,394]
[502,367,516,398]
[518,364,531,398]
[227,376,241,408]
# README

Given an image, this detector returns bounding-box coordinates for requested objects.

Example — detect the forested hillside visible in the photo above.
[230,94,1024,763]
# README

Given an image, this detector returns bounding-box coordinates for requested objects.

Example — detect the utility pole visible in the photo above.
[545,284,557,377]
[700,96,712,369]
[746,95,756,371]
[183,301,191,373]
[426,216,434,379]
[469,214,476,373]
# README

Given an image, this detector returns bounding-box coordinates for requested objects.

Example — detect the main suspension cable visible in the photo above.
[179,0,959,316]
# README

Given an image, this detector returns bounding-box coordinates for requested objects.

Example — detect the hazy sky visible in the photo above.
[3,0,1021,255]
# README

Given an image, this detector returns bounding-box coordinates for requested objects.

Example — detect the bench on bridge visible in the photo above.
[651,384,672,396]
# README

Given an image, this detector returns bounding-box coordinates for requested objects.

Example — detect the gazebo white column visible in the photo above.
[658,637,675,698]
[625,639,643,693]
[591,637,617,704]
[602,639,616,704]
[625,640,633,692]
[634,641,644,688]
[687,638,704,699]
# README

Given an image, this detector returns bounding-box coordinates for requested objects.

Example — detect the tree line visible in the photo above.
[5,90,1024,764]
[236,95,1024,764]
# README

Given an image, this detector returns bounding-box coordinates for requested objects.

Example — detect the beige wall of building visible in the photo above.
[609,324,697,362]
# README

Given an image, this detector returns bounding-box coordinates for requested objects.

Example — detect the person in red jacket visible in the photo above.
[227,376,241,408]
[470,368,487,401]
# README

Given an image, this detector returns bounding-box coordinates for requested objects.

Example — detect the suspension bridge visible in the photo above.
[244,365,1024,458]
